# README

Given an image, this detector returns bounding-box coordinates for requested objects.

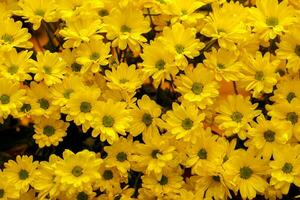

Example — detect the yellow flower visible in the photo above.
[129,95,162,138]
[249,0,297,41]
[241,52,280,97]
[0,18,32,50]
[96,166,123,193]
[0,49,32,81]
[102,3,150,52]
[55,150,102,192]
[215,95,261,139]
[223,150,269,200]
[140,40,178,88]
[33,117,69,148]
[30,51,67,86]
[276,27,300,73]
[271,79,300,104]
[0,171,19,200]
[105,63,145,93]
[159,23,204,68]
[14,0,57,30]
[175,64,219,109]
[162,102,205,140]
[91,99,131,144]
[3,155,39,193]
[203,48,244,81]
[75,39,111,73]
[0,78,26,120]
[246,115,291,159]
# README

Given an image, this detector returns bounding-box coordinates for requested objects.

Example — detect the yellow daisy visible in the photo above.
[271,79,300,104]
[0,171,19,200]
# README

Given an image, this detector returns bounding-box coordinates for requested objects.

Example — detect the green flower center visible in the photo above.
[295,45,300,57]
[0,189,4,198]
[0,94,10,104]
[240,166,253,179]
[286,112,298,125]
[181,118,193,130]
[63,89,74,99]
[255,71,264,81]
[43,66,52,75]
[72,166,83,177]
[151,149,161,159]
[217,63,225,69]
[212,175,220,182]
[217,28,226,34]
[43,125,55,136]
[175,44,185,54]
[90,52,100,61]
[102,115,115,127]
[77,192,88,200]
[19,169,29,180]
[264,130,275,142]
[287,92,296,103]
[159,175,168,185]
[191,82,204,95]
[282,162,293,174]
[98,9,109,17]
[80,102,91,113]
[231,111,243,123]
[116,152,127,162]
[155,59,166,70]
[21,103,31,112]
[103,170,113,180]
[1,34,14,43]
[266,17,279,27]
[197,148,207,159]
[71,62,82,72]
[34,9,45,17]
[38,98,49,110]
[8,65,18,74]
[121,25,131,33]
[142,113,153,126]
[119,78,129,84]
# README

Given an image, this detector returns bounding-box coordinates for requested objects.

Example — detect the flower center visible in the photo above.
[19,169,29,180]
[0,94,10,104]
[8,65,18,74]
[155,59,166,70]
[266,17,279,27]
[286,112,298,125]
[197,148,207,159]
[240,166,253,179]
[103,170,113,180]
[231,111,243,123]
[191,82,204,95]
[90,52,100,61]
[1,34,14,43]
[63,89,74,99]
[282,162,293,173]
[102,115,115,127]
[0,189,4,198]
[116,152,127,162]
[255,71,264,81]
[72,166,83,177]
[181,118,193,130]
[43,125,55,136]
[159,175,168,185]
[119,78,129,84]
[217,63,225,69]
[286,92,296,103]
[38,98,49,110]
[121,25,131,33]
[212,175,220,182]
[21,103,31,112]
[80,102,91,113]
[71,62,82,72]
[151,149,161,159]
[175,44,185,54]
[98,9,109,17]
[43,66,52,74]
[263,130,275,142]
[77,192,88,200]
[295,45,300,57]
[142,113,153,126]
[34,9,45,17]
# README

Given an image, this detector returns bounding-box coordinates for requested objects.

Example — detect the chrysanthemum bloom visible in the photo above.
[0,77,26,120]
[241,52,280,97]
[30,51,67,86]
[3,155,39,193]
[0,18,32,51]
[96,166,123,193]
[33,117,69,148]
[55,150,102,192]
[159,23,204,68]
[175,64,219,109]
[249,0,297,41]
[0,49,33,82]
[215,95,261,139]
[14,0,57,30]
[0,171,19,200]
[91,99,132,144]
[271,79,300,104]
[129,95,162,138]
[276,27,300,73]
[75,39,111,73]
[141,40,178,88]
[102,3,150,52]
[203,48,244,82]
[223,150,269,200]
